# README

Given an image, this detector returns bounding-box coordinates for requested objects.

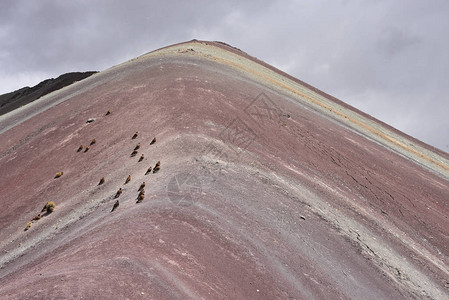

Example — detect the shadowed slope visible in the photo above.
[0,40,448,299]
[0,71,97,116]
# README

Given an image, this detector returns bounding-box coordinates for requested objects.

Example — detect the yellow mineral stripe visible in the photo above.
[198,46,449,173]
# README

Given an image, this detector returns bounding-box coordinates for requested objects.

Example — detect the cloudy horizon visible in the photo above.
[1,0,448,151]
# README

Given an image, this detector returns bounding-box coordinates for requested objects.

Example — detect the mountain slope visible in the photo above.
[0,71,97,116]
[0,40,448,299]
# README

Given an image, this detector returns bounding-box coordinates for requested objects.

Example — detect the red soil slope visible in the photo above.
[0,40,448,299]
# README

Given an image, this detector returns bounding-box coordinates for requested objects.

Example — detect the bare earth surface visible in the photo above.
[0,40,448,299]
[0,71,97,117]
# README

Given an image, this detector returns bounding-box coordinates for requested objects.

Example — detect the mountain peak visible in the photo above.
[0,40,448,299]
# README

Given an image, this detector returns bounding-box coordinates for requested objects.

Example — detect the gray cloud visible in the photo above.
[1,0,448,151]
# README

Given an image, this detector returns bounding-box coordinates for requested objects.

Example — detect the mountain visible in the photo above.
[0,40,448,299]
[0,71,97,116]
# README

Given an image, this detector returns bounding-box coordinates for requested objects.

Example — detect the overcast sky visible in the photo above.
[1,0,448,151]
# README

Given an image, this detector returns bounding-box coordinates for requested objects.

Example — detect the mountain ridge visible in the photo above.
[0,40,447,299]
[0,71,97,116]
